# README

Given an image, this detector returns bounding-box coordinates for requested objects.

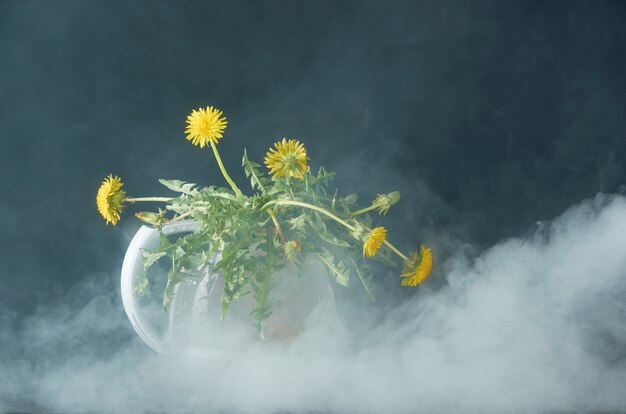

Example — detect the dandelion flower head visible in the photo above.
[264,138,309,179]
[96,174,126,225]
[363,226,387,257]
[401,244,433,286]
[185,106,228,148]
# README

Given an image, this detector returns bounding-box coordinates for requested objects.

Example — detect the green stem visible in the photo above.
[168,210,193,223]
[210,141,243,197]
[264,199,355,231]
[267,210,286,243]
[350,205,377,216]
[126,197,172,203]
[263,199,410,261]
[382,239,408,262]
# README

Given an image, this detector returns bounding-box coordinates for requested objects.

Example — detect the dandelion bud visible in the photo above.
[284,239,302,262]
[373,191,401,215]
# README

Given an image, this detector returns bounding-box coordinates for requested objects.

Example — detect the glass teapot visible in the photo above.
[121,220,336,358]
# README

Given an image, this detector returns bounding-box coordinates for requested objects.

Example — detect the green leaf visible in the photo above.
[159,179,199,196]
[141,249,167,270]
[339,193,359,213]
[288,213,307,231]
[135,210,167,226]
[134,272,150,297]
[307,214,351,247]
[317,250,350,287]
[242,149,270,193]
[349,256,376,301]
[162,268,186,311]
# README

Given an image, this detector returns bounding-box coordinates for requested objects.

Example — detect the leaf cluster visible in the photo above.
[139,150,396,336]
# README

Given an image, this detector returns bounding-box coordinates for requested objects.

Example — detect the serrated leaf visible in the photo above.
[317,250,350,287]
[135,210,166,226]
[288,213,307,231]
[159,179,198,195]
[349,256,376,301]
[242,149,268,193]
[141,249,167,270]
[134,272,150,297]
[341,193,358,210]
[162,269,186,311]
[307,214,351,247]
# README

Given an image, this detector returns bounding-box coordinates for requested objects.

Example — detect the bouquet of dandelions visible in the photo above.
[97,106,432,336]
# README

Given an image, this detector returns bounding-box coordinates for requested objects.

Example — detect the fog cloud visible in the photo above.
[2,193,626,413]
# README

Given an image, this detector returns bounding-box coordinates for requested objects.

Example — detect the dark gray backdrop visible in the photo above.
[1,0,625,324]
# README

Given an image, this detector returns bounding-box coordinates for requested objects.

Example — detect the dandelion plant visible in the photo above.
[97,105,433,336]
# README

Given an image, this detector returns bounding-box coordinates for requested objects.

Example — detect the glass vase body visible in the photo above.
[121,220,336,358]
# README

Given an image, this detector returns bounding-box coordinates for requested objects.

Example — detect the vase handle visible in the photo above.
[120,220,199,353]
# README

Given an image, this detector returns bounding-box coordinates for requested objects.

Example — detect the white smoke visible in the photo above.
[2,193,626,413]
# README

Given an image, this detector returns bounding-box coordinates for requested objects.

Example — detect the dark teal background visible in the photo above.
[1,0,625,322]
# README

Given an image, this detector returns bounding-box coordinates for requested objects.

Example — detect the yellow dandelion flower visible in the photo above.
[363,227,387,257]
[96,174,126,225]
[264,138,309,179]
[401,244,433,286]
[185,106,228,148]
